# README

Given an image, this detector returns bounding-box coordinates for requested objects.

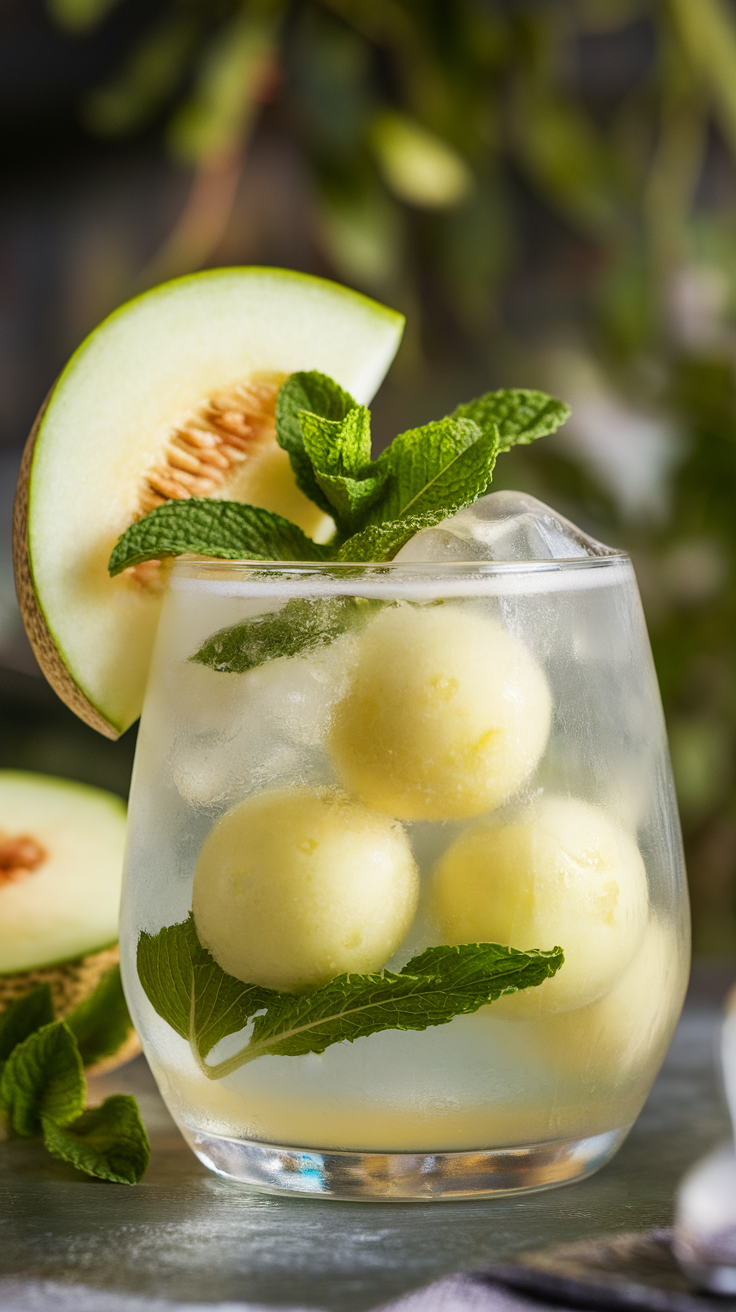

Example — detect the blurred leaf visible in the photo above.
[168,6,284,164]
[46,0,122,32]
[84,16,199,136]
[316,180,403,287]
[669,715,732,823]
[289,7,372,152]
[513,85,616,234]
[440,172,512,326]
[596,241,654,356]
[667,0,736,155]
[369,111,474,209]
[670,356,736,441]
[576,1,650,22]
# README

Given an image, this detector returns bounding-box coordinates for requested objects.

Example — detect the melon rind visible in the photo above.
[0,771,127,975]
[15,268,404,737]
[0,942,142,1074]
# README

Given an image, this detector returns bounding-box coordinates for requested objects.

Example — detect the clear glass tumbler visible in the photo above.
[119,555,690,1200]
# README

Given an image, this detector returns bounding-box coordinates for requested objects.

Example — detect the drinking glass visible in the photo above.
[119,555,690,1200]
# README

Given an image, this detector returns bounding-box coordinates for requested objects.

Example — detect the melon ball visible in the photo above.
[328,604,551,821]
[430,795,648,1017]
[534,917,685,1078]
[192,786,418,993]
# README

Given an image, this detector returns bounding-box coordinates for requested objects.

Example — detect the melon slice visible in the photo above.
[0,771,138,1072]
[13,268,404,738]
[0,771,126,976]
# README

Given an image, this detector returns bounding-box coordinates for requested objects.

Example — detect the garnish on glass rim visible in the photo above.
[109,373,570,573]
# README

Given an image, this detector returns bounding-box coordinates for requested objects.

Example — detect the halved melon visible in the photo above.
[0,771,138,1072]
[0,771,126,977]
[14,268,404,738]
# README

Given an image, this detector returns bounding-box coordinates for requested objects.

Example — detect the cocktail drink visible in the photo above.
[119,493,689,1199]
[11,268,689,1198]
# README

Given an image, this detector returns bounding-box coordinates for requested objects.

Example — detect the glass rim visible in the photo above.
[170,552,630,578]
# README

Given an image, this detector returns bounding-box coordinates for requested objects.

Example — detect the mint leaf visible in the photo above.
[368,418,499,525]
[109,499,331,576]
[332,418,499,560]
[0,985,54,1063]
[336,514,442,562]
[452,389,571,452]
[313,470,387,533]
[66,965,134,1069]
[136,915,210,1043]
[232,942,563,1072]
[42,1095,150,1185]
[190,595,382,673]
[276,370,358,515]
[300,405,372,478]
[300,409,388,533]
[189,961,274,1060]
[136,915,270,1056]
[137,919,563,1081]
[0,1021,85,1136]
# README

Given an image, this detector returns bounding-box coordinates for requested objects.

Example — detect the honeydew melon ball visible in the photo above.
[328,604,552,822]
[534,917,685,1078]
[192,786,418,992]
[430,795,648,1017]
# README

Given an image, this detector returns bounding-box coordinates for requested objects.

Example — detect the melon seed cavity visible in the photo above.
[138,375,282,515]
[0,833,47,885]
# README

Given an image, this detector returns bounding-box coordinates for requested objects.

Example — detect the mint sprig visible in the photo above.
[108,370,570,578]
[137,915,563,1080]
[335,516,439,562]
[366,417,498,524]
[0,978,149,1185]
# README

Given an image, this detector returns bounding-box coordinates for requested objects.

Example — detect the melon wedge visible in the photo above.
[0,770,139,1074]
[14,268,404,738]
[0,771,126,976]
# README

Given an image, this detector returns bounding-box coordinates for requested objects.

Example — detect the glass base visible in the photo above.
[179,1123,631,1200]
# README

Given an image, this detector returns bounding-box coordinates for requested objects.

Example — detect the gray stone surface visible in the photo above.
[1,974,734,1312]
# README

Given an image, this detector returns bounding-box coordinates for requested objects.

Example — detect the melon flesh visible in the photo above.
[0,772,126,974]
[24,269,404,736]
[192,786,419,992]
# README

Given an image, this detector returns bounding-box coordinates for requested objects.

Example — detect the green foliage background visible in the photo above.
[48,0,736,953]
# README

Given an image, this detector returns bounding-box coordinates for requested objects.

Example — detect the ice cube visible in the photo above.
[394,490,614,563]
[170,640,352,809]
